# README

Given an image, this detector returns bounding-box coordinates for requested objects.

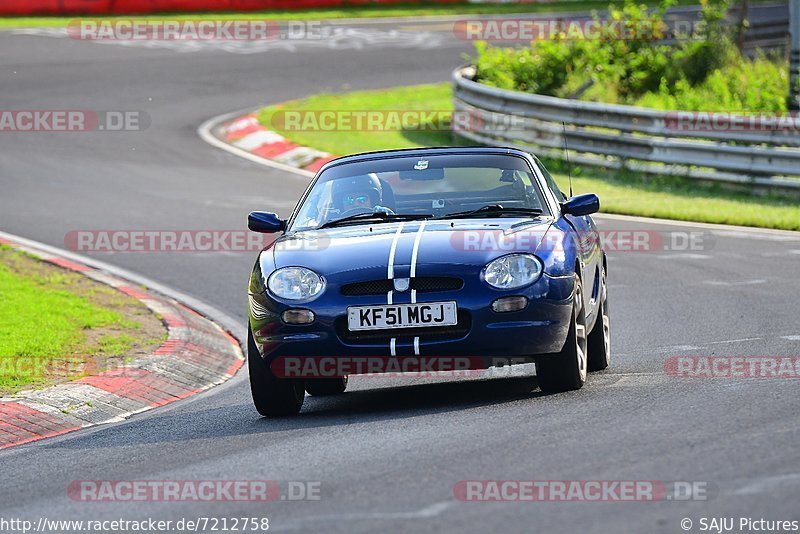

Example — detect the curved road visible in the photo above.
[1,10,799,533]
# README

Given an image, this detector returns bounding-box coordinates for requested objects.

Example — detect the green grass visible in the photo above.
[257,83,800,231]
[258,84,454,155]
[0,0,713,28]
[630,54,790,112]
[545,161,800,230]
[96,333,136,355]
[0,247,143,393]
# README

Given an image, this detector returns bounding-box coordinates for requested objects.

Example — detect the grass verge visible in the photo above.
[257,82,800,231]
[0,245,166,395]
[0,0,711,28]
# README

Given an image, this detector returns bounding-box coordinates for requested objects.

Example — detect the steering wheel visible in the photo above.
[339,206,374,218]
[373,205,395,216]
[339,206,396,218]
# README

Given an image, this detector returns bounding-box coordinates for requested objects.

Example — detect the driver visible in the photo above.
[332,174,384,213]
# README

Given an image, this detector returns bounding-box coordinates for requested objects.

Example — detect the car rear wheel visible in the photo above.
[248,327,305,417]
[305,377,348,396]
[536,276,588,393]
[587,266,611,372]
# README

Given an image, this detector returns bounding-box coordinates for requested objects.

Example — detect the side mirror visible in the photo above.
[248,211,286,233]
[562,194,600,216]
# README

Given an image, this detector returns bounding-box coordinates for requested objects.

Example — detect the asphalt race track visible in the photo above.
[1,7,799,533]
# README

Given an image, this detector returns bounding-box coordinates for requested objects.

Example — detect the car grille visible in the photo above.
[341,277,463,296]
[412,277,464,292]
[336,311,471,343]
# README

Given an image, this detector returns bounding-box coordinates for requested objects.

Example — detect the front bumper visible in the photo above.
[250,267,574,370]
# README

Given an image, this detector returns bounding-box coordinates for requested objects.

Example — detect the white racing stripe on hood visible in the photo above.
[386,220,429,357]
[410,221,428,356]
[410,220,427,278]
[387,222,405,280]
[387,222,406,357]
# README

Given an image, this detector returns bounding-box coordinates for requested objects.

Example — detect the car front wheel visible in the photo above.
[248,327,305,417]
[536,276,588,393]
[587,265,611,371]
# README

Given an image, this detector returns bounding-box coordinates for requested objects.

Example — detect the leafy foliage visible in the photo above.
[473,0,788,111]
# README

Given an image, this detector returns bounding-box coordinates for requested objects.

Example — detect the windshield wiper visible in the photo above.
[319,212,432,229]
[434,204,543,220]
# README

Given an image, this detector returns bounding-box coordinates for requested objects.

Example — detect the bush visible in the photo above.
[472,40,581,95]
[472,0,788,112]
[635,51,788,111]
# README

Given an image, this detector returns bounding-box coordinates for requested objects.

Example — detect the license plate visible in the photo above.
[347,302,458,331]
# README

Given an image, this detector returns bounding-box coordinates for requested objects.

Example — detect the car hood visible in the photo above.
[267,218,554,277]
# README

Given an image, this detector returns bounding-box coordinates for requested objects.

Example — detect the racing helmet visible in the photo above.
[332,174,382,211]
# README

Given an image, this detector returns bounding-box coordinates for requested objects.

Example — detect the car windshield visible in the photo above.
[289,153,549,231]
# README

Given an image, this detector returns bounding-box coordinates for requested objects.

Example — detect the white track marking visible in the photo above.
[614,334,794,357]
[652,253,713,260]
[11,27,444,55]
[409,221,428,356]
[596,213,800,238]
[704,337,764,345]
[274,500,455,530]
[703,279,767,286]
[198,108,314,180]
[733,473,800,496]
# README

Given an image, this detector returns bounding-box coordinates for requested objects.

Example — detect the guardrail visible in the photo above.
[452,66,800,191]
[740,18,790,52]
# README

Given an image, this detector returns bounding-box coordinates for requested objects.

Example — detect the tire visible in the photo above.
[587,266,611,372]
[305,376,348,397]
[536,276,588,393]
[247,327,305,417]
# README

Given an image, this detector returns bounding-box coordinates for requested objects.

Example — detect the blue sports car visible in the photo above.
[247,147,610,416]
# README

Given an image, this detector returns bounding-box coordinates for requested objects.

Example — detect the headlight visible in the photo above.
[267,267,324,300]
[483,254,543,289]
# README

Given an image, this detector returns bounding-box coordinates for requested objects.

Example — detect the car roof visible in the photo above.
[317,146,535,173]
